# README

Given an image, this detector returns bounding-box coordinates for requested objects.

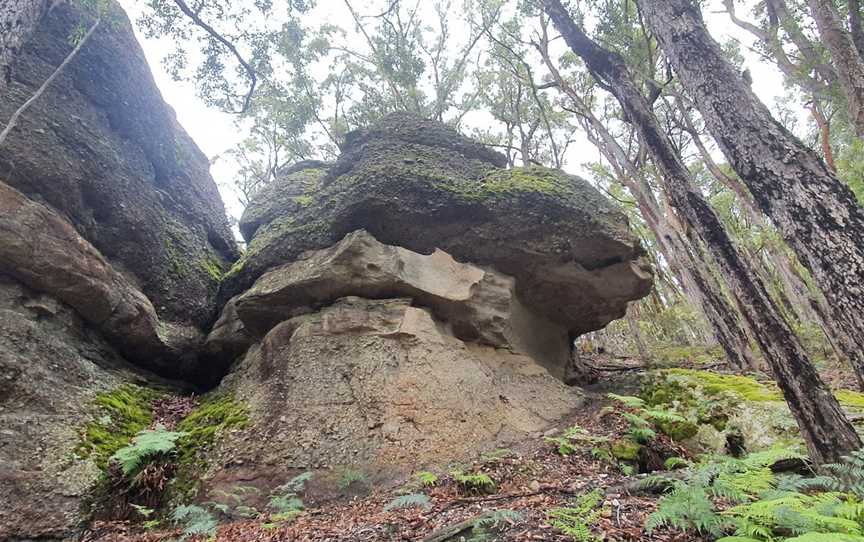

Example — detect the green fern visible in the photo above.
[665,457,691,470]
[646,484,727,536]
[110,426,184,476]
[416,471,439,487]
[171,504,218,540]
[337,467,368,490]
[629,425,657,444]
[452,470,496,494]
[724,492,864,539]
[384,493,432,512]
[545,436,578,456]
[547,490,605,542]
[268,472,312,515]
[607,393,646,408]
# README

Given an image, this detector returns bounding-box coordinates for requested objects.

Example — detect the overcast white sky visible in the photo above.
[117,0,792,222]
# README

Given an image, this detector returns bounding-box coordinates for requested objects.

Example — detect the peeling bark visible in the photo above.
[544,0,861,464]
[640,0,864,392]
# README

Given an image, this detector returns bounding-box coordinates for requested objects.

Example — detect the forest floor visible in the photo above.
[80,355,713,542]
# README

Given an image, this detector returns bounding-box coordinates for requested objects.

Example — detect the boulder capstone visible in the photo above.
[224,113,652,337]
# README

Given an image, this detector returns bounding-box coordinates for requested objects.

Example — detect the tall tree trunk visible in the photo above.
[850,0,864,58]
[569,87,760,372]
[639,0,864,391]
[543,0,861,464]
[0,0,49,91]
[626,303,651,364]
[806,0,864,137]
[535,37,762,373]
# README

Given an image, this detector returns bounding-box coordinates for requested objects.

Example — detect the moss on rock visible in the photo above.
[611,439,641,461]
[171,393,249,499]
[76,384,161,470]
[656,417,699,442]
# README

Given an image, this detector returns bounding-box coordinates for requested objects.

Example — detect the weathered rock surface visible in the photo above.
[214,230,573,379]
[205,296,582,497]
[225,113,651,336]
[0,0,238,331]
[0,275,155,540]
[0,180,200,378]
[239,160,331,241]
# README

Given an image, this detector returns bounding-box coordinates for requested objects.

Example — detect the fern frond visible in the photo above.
[111,427,184,476]
[384,493,432,512]
[606,394,646,408]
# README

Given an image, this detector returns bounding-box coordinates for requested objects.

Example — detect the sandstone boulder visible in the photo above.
[0,0,238,332]
[213,230,573,379]
[224,113,651,336]
[239,160,331,241]
[205,295,582,497]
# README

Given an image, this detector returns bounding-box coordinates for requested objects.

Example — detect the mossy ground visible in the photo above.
[76,384,161,470]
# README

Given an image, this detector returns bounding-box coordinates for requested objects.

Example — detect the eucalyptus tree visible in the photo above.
[638,0,864,391]
[543,0,861,463]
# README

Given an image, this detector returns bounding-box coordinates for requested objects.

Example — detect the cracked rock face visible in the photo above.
[0,276,152,540]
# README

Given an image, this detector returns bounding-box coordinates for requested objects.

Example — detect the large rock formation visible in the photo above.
[0,275,164,540]
[0,1,652,535]
[0,0,238,336]
[221,114,650,336]
[0,1,234,539]
[195,114,652,497]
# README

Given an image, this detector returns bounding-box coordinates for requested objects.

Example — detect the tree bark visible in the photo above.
[806,0,864,137]
[0,0,49,92]
[639,0,864,391]
[850,0,864,58]
[533,28,761,374]
[544,0,861,464]
[626,303,652,364]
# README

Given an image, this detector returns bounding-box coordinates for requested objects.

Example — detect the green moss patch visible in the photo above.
[172,393,248,498]
[433,166,572,201]
[611,439,641,461]
[77,385,161,470]
[661,369,782,403]
[200,255,225,282]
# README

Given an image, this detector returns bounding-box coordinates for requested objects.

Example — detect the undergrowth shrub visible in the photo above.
[645,445,864,541]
